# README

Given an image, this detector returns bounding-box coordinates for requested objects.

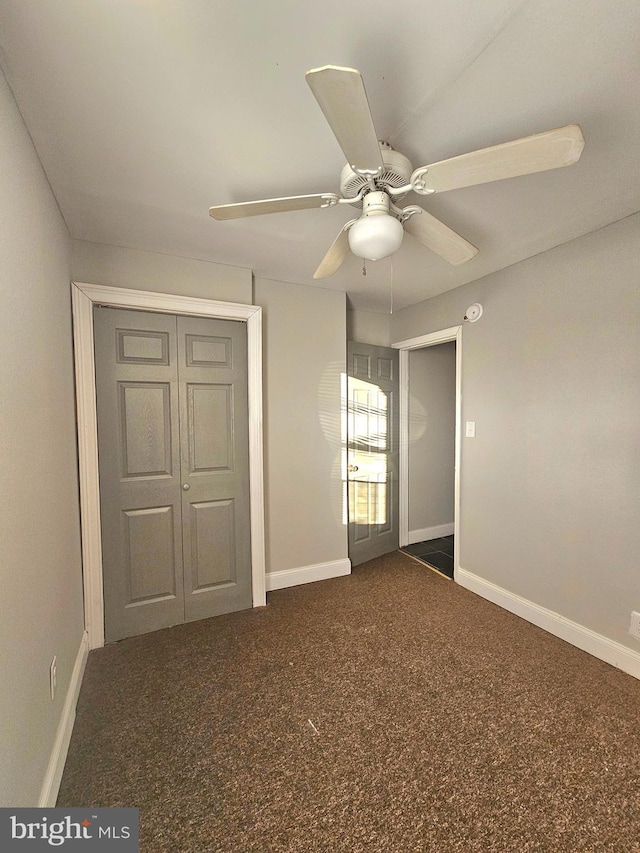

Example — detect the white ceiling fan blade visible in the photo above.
[404,207,478,266]
[411,125,585,194]
[313,220,357,279]
[306,65,383,175]
[209,193,339,221]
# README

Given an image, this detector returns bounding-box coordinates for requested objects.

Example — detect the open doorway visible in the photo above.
[392,326,462,580]
[400,342,456,577]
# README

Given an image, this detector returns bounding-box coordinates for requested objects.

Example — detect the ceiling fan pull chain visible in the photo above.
[362,260,367,276]
[390,257,394,315]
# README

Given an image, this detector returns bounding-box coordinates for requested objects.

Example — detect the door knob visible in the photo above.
[182,483,190,491]
[348,465,359,473]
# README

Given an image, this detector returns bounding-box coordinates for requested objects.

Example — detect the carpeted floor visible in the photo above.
[58,551,640,852]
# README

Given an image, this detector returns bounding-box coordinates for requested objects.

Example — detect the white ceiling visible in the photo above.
[1,0,639,312]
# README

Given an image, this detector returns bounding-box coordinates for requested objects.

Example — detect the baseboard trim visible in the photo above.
[408,523,454,545]
[456,568,640,680]
[266,558,351,592]
[39,631,89,807]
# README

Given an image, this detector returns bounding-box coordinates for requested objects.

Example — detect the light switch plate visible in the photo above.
[466,421,476,438]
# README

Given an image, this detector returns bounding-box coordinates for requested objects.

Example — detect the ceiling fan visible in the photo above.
[209,65,585,278]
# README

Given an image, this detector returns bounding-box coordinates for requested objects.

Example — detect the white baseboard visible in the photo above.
[266,558,351,592]
[456,567,640,681]
[39,631,89,807]
[408,523,454,545]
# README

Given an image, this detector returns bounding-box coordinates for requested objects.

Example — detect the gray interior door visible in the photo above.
[177,315,251,623]
[94,307,251,642]
[347,341,399,566]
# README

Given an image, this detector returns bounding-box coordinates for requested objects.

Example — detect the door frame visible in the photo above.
[72,281,266,649]
[392,326,462,579]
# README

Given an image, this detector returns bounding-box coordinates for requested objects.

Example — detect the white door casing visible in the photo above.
[72,282,266,649]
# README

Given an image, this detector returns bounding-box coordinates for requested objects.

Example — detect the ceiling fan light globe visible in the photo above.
[348,213,404,261]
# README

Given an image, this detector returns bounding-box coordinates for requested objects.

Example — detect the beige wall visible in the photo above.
[347,308,391,347]
[408,343,456,535]
[0,69,84,805]
[254,278,348,573]
[392,213,640,651]
[72,239,252,304]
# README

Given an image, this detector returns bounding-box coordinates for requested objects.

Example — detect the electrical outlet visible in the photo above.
[629,612,640,641]
[49,656,57,700]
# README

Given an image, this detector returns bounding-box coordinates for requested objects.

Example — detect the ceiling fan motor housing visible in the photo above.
[340,143,413,207]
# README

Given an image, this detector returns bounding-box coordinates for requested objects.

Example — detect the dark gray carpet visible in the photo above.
[58,551,640,851]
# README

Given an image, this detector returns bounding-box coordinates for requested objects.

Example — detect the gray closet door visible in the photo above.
[347,341,399,566]
[177,315,251,623]
[94,307,251,642]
